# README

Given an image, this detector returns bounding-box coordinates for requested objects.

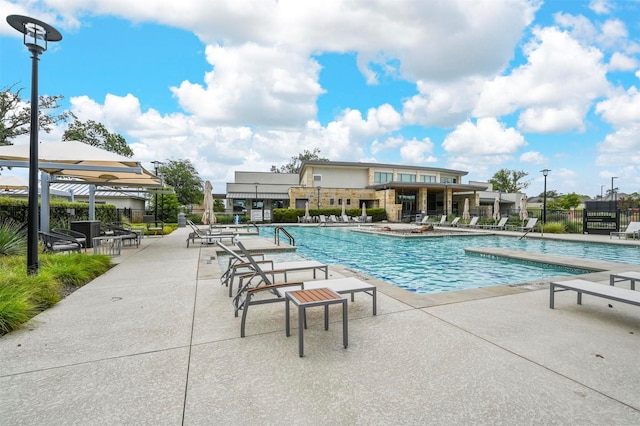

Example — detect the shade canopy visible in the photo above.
[202,181,213,225]
[0,141,161,187]
[519,195,529,221]
[493,197,500,221]
[462,198,470,220]
[0,175,28,190]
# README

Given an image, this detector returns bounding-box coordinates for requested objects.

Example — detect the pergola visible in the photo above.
[0,141,163,231]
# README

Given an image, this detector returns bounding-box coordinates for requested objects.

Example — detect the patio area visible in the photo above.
[1,227,639,425]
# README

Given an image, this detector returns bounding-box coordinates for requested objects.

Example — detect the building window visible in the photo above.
[420,175,436,183]
[346,198,351,205]
[374,172,393,183]
[329,198,335,206]
[440,177,457,184]
[313,174,322,183]
[398,173,416,182]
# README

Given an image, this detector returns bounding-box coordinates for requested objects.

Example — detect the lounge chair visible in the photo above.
[341,214,351,223]
[459,217,479,228]
[442,217,460,227]
[232,240,376,337]
[480,217,508,230]
[610,271,640,290]
[415,215,430,225]
[186,219,237,247]
[507,218,538,232]
[428,215,447,226]
[610,221,640,239]
[215,240,329,297]
[550,279,640,310]
[329,215,339,224]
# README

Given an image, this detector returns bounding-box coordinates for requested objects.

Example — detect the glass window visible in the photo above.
[420,175,436,183]
[329,198,335,206]
[440,177,457,184]
[346,198,351,205]
[313,174,322,182]
[374,172,393,183]
[398,173,416,182]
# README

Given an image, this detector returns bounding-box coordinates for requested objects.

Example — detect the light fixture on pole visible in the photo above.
[444,183,448,217]
[611,176,617,209]
[541,169,551,225]
[151,161,163,221]
[7,15,62,275]
[317,186,321,209]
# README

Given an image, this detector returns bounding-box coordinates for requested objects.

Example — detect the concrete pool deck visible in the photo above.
[1,226,639,424]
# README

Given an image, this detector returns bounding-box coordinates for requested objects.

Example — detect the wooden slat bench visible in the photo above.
[550,279,640,310]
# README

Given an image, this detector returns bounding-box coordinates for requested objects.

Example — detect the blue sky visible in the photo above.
[1,0,640,197]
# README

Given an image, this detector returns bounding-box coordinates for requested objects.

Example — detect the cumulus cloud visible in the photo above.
[399,137,437,165]
[595,86,640,128]
[442,118,526,155]
[520,151,546,164]
[474,26,609,133]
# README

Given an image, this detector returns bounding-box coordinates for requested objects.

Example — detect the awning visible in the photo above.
[0,141,161,187]
[227,192,289,200]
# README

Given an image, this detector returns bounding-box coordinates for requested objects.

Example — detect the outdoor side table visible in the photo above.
[285,288,347,357]
[92,236,122,256]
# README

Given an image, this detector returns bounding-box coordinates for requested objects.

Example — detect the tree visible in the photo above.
[158,159,203,206]
[538,190,558,198]
[270,148,328,173]
[555,193,582,209]
[488,169,530,192]
[0,83,71,146]
[63,117,134,157]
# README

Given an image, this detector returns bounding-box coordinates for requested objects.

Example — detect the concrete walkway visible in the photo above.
[1,227,639,425]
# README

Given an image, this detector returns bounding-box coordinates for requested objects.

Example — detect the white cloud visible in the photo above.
[475,26,609,133]
[589,0,612,15]
[595,86,640,128]
[442,117,526,155]
[398,137,437,165]
[171,43,324,128]
[608,52,638,71]
[520,151,546,164]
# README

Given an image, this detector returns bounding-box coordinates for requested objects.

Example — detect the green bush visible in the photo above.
[542,222,566,233]
[0,219,27,256]
[0,252,112,335]
[272,208,387,223]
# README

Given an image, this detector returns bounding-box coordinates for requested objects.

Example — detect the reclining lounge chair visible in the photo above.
[232,240,377,337]
[186,219,237,247]
[610,222,640,239]
[215,240,329,297]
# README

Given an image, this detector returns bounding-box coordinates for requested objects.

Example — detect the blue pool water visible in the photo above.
[258,226,640,294]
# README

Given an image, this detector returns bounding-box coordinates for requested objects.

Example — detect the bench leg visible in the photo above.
[549,283,555,309]
[577,291,582,305]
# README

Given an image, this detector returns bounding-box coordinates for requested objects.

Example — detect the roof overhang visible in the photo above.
[227,192,289,200]
[368,182,487,192]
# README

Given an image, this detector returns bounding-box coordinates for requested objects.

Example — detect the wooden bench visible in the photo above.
[550,279,640,310]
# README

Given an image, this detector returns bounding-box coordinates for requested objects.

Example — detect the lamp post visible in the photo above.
[7,15,62,275]
[151,161,163,221]
[541,169,551,225]
[444,183,448,217]
[316,186,321,209]
[601,185,605,200]
[611,176,617,209]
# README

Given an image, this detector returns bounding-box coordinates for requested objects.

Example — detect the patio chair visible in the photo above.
[442,217,460,227]
[458,216,479,228]
[341,214,351,223]
[231,240,376,337]
[39,231,83,254]
[610,221,640,239]
[428,215,447,226]
[480,217,508,230]
[415,215,430,225]
[215,240,328,297]
[186,219,237,247]
[329,215,339,224]
[103,223,140,247]
[51,227,87,251]
[507,218,538,232]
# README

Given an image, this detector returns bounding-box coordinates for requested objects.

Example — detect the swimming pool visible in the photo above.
[257,226,640,294]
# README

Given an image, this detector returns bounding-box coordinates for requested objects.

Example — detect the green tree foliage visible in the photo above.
[270,148,329,173]
[548,192,582,209]
[0,83,72,146]
[62,117,134,157]
[537,190,558,198]
[152,193,181,223]
[213,199,225,212]
[489,169,530,192]
[158,159,203,205]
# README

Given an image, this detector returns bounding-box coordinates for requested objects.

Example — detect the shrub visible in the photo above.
[0,219,27,257]
[542,222,566,233]
[0,285,34,334]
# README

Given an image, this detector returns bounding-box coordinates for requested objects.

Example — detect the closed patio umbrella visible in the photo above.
[201,181,213,225]
[462,198,470,220]
[493,197,500,222]
[341,199,346,217]
[519,194,528,221]
[361,202,367,220]
[304,201,310,220]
